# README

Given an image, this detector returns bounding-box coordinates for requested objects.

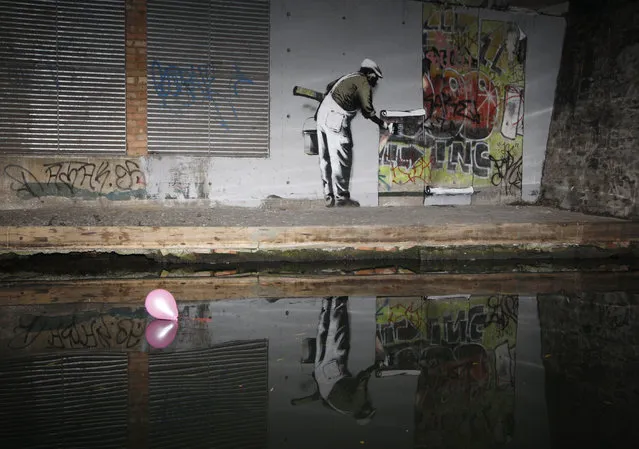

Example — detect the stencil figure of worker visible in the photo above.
[316,59,393,207]
[292,296,381,425]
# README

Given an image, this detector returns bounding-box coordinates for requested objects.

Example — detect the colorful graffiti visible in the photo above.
[378,5,526,200]
[376,294,518,448]
[424,5,525,195]
[378,112,430,193]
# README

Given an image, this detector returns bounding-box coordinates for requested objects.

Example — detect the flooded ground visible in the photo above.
[1,269,638,449]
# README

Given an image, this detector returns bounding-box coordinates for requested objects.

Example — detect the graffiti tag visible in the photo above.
[9,314,146,350]
[149,60,254,129]
[489,144,522,195]
[3,160,146,199]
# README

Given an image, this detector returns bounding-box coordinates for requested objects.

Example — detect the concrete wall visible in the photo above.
[541,0,639,219]
[0,0,564,209]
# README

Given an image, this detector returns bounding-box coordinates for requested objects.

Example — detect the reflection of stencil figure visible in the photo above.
[292,297,379,425]
[500,85,524,140]
[315,59,391,207]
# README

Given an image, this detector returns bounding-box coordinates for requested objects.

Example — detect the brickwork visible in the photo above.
[541,0,639,219]
[125,0,148,156]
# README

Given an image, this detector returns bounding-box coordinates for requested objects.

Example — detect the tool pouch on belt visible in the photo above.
[325,110,346,133]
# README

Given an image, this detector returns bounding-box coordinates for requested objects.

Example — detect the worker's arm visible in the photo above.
[358,81,389,129]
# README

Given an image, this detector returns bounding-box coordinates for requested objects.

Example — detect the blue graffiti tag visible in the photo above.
[149,60,254,129]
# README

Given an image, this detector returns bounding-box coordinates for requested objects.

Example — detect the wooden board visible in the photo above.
[1,221,637,253]
[1,272,637,306]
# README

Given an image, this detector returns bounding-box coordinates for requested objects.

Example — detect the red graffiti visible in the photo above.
[423,69,499,141]
[390,157,432,184]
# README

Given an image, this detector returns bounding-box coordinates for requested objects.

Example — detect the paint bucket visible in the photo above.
[302,117,318,155]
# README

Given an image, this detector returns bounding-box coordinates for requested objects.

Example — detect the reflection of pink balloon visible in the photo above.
[145,320,178,349]
[145,289,178,321]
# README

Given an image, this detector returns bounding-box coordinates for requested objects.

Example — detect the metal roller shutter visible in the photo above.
[149,340,269,448]
[0,0,126,154]
[147,0,270,156]
[0,353,129,448]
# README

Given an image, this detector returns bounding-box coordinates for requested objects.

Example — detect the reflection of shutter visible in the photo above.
[147,0,270,156]
[0,353,129,448]
[149,340,268,448]
[0,0,126,154]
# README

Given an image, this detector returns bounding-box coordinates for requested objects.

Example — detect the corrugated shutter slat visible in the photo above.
[0,0,125,154]
[149,340,269,448]
[147,0,270,156]
[0,353,129,448]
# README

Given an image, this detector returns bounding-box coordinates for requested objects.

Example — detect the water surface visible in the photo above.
[1,273,638,449]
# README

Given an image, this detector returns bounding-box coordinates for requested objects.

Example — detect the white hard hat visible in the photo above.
[360,58,383,78]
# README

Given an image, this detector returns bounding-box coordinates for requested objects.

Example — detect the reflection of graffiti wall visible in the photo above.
[423,5,526,197]
[0,303,213,354]
[3,159,147,200]
[376,294,518,448]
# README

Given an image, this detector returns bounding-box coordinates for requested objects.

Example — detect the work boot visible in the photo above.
[325,194,335,207]
[336,198,360,207]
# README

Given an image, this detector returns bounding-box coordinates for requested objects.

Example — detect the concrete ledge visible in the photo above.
[0,205,637,260]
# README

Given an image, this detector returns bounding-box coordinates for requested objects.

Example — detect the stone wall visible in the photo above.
[538,292,639,446]
[541,0,639,218]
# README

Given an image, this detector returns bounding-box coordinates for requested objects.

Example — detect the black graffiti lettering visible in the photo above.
[473,141,491,178]
[95,317,113,347]
[489,145,523,195]
[434,140,447,170]
[479,35,491,68]
[485,295,518,331]
[115,161,141,190]
[431,140,492,178]
[445,310,469,343]
[453,100,480,124]
[3,164,45,198]
[9,315,46,349]
[48,328,66,349]
[116,319,146,348]
[8,314,146,350]
[468,305,486,341]
[490,43,505,75]
[3,160,146,199]
[45,162,99,194]
[448,141,472,174]
[94,161,111,192]
[427,317,442,345]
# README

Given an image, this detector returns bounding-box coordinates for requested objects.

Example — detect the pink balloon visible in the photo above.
[145,289,179,321]
[145,320,178,349]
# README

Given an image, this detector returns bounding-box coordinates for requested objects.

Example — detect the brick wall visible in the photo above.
[125,0,148,157]
[541,0,639,219]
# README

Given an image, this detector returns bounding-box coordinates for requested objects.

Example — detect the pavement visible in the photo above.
[0,202,627,227]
